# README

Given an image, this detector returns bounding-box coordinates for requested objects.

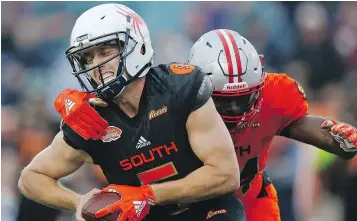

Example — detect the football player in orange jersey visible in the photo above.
[188,29,357,221]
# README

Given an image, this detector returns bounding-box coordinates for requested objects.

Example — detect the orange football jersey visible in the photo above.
[233,73,308,203]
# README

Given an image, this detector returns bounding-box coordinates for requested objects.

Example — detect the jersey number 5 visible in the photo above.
[137,162,178,185]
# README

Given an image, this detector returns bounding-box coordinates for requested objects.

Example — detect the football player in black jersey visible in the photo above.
[18,3,246,221]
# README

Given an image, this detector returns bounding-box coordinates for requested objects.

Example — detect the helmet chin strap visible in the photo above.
[100,75,128,100]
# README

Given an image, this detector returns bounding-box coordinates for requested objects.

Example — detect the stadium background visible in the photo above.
[2,1,357,221]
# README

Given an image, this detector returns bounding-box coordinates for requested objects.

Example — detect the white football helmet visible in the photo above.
[188,29,265,129]
[65,3,154,100]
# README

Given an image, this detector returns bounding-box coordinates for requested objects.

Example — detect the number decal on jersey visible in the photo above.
[169,63,195,75]
[137,162,178,184]
[240,157,259,194]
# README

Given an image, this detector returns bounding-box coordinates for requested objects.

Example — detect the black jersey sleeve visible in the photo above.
[190,73,213,111]
[61,121,94,152]
[165,63,213,113]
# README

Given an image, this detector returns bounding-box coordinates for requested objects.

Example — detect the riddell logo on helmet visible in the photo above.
[223,82,248,90]
[76,34,89,42]
[148,106,168,120]
[101,126,122,142]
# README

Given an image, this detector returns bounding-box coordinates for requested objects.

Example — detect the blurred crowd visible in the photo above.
[2,2,357,221]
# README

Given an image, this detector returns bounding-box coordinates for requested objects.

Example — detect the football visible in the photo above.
[82,192,121,221]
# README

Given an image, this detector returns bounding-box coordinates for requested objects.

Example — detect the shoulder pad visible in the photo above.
[165,63,202,89]
[264,73,308,131]
[266,73,306,100]
[151,63,211,115]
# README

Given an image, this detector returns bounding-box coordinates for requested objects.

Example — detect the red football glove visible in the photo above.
[95,185,156,221]
[54,89,109,140]
[321,120,357,152]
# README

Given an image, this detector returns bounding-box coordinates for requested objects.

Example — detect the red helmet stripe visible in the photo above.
[215,30,234,83]
[225,30,243,82]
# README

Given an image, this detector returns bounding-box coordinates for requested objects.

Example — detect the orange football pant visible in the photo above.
[243,184,281,221]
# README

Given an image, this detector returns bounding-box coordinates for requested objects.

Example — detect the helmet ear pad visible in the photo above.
[125,42,153,79]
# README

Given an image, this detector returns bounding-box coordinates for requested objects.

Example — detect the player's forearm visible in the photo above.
[282,115,356,159]
[150,164,239,205]
[18,168,81,212]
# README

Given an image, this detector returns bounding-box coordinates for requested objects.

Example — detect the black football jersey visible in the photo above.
[62,63,213,187]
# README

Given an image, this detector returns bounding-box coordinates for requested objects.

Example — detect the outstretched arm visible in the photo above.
[280,115,357,160]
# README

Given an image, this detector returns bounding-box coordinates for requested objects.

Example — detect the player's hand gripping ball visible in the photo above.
[54,89,109,140]
[86,185,156,221]
[81,191,123,221]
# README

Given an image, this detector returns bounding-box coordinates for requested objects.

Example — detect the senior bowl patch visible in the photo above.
[101,126,122,142]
